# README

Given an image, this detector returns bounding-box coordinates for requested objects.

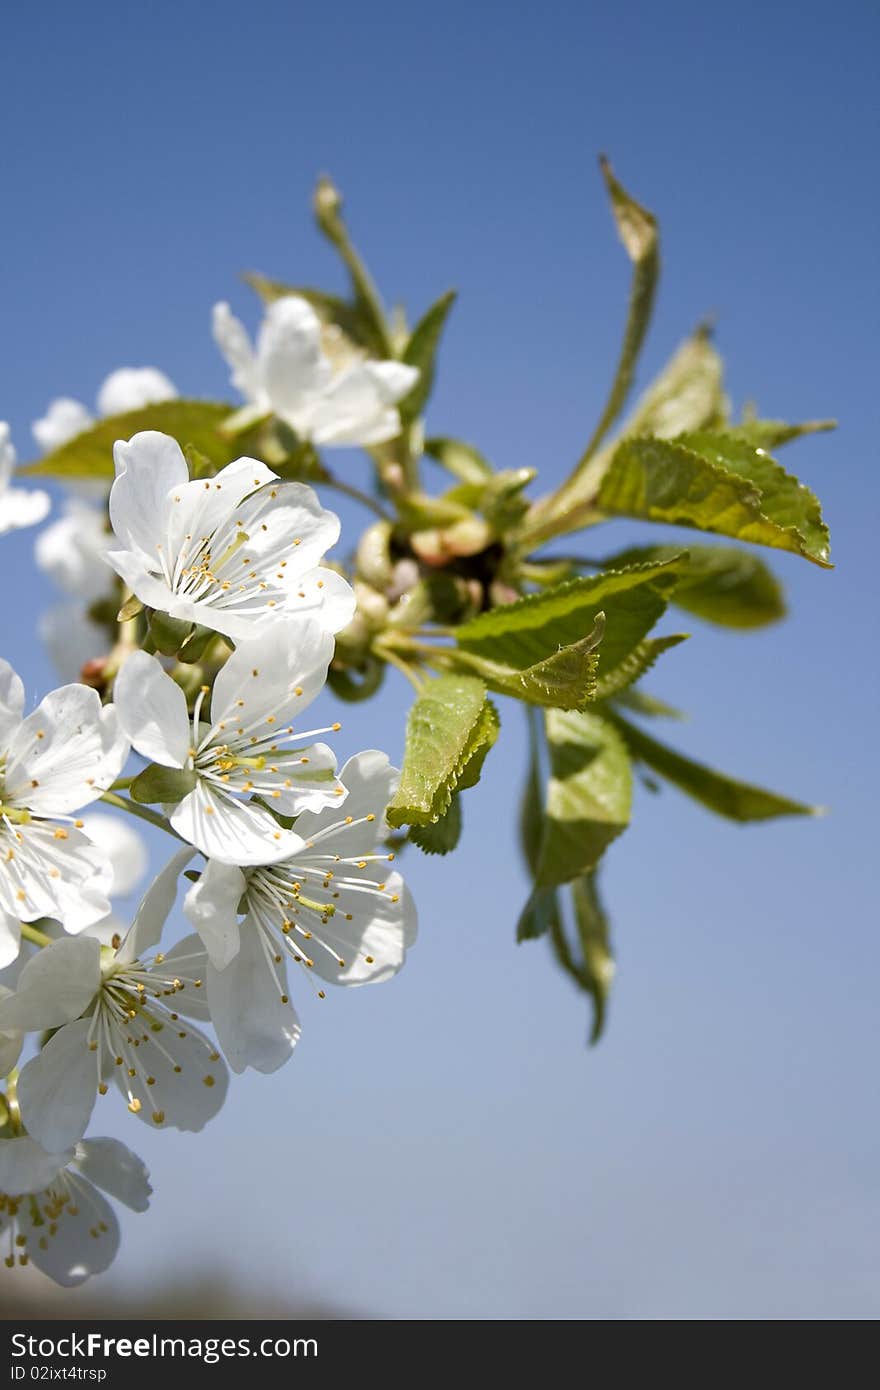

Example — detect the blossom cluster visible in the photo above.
[0,302,418,1285]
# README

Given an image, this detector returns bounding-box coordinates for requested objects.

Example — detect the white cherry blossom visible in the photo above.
[39,604,109,685]
[0,1132,150,1285]
[113,626,347,865]
[213,296,418,447]
[0,660,129,967]
[32,368,178,453]
[105,431,355,639]
[184,751,417,1074]
[0,424,50,536]
[0,850,227,1150]
[35,500,113,601]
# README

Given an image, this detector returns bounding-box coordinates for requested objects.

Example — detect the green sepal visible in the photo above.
[148,611,193,657]
[129,764,197,805]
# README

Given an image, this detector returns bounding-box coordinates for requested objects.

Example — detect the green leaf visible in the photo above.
[409,795,462,855]
[593,633,689,700]
[726,418,836,450]
[580,156,660,460]
[452,614,605,709]
[604,543,786,629]
[399,290,457,422]
[551,872,614,1045]
[20,401,238,480]
[386,676,499,828]
[598,433,832,568]
[535,709,633,887]
[611,688,686,720]
[424,437,494,484]
[519,707,544,876]
[517,886,562,942]
[610,711,821,821]
[621,323,726,440]
[130,764,197,805]
[457,555,686,683]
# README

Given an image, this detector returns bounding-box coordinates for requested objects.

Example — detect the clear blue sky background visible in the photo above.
[1,1,878,1319]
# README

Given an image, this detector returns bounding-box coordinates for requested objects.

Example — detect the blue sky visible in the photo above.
[1,0,878,1318]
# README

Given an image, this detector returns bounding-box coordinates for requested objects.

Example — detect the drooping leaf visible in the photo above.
[593,632,689,700]
[386,676,498,828]
[457,555,686,684]
[552,871,615,1045]
[399,290,457,422]
[20,401,239,480]
[598,433,831,568]
[612,688,686,720]
[130,764,197,805]
[520,706,545,876]
[409,795,462,855]
[535,709,633,887]
[604,543,786,629]
[610,712,821,821]
[424,436,494,484]
[579,156,660,461]
[517,886,563,942]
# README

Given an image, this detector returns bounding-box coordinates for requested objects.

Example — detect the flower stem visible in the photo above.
[373,642,425,693]
[323,474,391,520]
[99,790,185,841]
[20,922,53,949]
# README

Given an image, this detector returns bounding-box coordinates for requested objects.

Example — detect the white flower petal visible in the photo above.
[0,822,113,935]
[295,749,398,851]
[0,487,52,534]
[0,935,100,1031]
[109,431,188,558]
[104,548,184,617]
[0,1135,71,1196]
[155,933,212,1020]
[0,656,25,747]
[4,686,128,815]
[32,398,94,454]
[79,814,148,897]
[18,1018,98,1153]
[307,360,418,447]
[210,617,334,730]
[0,983,23,1075]
[258,296,331,426]
[0,911,20,971]
[212,302,265,405]
[116,846,195,965]
[35,502,112,601]
[27,1175,120,1286]
[208,917,301,1074]
[170,781,303,866]
[40,602,111,684]
[115,1017,227,1133]
[184,860,245,969]
[97,367,177,417]
[309,874,416,986]
[73,1137,152,1212]
[113,650,191,768]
